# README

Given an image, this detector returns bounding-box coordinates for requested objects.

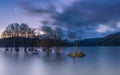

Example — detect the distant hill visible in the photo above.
[78,38,102,46]
[97,32,120,46]
[78,32,120,46]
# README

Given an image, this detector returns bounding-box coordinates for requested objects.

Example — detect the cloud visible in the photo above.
[20,1,56,15]
[20,0,120,38]
[20,0,76,15]
[53,0,120,27]
[96,24,115,33]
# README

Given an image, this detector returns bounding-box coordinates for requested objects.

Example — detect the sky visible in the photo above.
[1,0,120,38]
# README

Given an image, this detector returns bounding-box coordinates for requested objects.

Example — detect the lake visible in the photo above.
[0,47,120,75]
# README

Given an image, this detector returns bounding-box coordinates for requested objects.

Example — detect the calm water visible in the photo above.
[0,47,120,75]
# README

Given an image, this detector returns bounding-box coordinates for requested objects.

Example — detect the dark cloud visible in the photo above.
[54,0,120,27]
[21,0,120,38]
[21,1,56,15]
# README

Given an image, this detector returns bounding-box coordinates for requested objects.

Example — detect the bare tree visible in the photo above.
[1,23,35,52]
[68,31,78,52]
[41,25,65,55]
[54,27,64,55]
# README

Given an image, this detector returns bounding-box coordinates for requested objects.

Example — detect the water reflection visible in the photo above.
[0,47,120,75]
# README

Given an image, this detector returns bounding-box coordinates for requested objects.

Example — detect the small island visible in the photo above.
[68,52,85,57]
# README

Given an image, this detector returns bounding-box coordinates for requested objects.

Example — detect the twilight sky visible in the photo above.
[1,0,120,38]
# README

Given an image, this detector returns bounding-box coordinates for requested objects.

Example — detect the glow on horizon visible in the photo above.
[96,24,115,33]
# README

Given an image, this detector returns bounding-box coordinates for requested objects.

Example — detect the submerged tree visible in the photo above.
[41,25,64,43]
[68,31,78,52]
[40,25,65,55]
[1,23,35,52]
[54,27,64,55]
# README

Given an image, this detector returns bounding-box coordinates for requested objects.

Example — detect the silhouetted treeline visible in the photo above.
[2,31,120,47]
[1,23,70,48]
[1,37,68,47]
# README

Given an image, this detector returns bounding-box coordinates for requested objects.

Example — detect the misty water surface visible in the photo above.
[0,47,120,75]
